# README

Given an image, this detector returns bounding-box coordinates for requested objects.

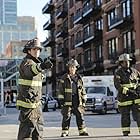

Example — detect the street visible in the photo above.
[0,108,140,140]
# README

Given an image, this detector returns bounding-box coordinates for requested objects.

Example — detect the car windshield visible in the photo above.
[86,87,106,94]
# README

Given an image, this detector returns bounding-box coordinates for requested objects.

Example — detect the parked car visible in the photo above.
[42,95,58,112]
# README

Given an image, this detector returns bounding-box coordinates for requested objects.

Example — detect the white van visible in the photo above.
[83,76,118,114]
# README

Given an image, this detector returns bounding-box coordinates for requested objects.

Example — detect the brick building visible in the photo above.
[42,0,140,95]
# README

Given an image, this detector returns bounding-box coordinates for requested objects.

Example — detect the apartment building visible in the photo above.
[42,0,140,94]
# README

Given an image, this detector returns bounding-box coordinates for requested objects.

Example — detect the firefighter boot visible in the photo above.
[79,128,89,136]
[61,131,69,137]
[123,131,129,136]
[79,131,89,136]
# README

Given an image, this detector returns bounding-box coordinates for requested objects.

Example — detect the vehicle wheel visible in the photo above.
[53,104,56,111]
[100,105,107,115]
[116,108,120,113]
[43,103,48,112]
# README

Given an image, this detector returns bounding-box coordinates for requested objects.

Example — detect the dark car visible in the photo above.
[42,95,58,112]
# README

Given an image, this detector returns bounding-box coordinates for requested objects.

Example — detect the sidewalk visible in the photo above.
[0,108,140,140]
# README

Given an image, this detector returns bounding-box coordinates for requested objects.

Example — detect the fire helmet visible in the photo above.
[23,37,43,53]
[66,59,79,67]
[118,53,132,62]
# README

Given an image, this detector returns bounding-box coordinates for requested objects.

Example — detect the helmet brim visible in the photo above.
[119,58,132,61]
[23,46,42,53]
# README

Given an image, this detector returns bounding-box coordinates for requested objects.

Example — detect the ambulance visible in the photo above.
[83,76,119,114]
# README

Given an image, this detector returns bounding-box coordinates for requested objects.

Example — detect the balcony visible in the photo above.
[43,20,55,30]
[83,2,94,18]
[75,38,84,48]
[56,28,68,39]
[119,0,128,4]
[56,9,68,19]
[74,10,83,24]
[42,37,55,47]
[42,2,54,14]
[109,15,133,30]
[83,27,94,44]
[57,46,63,57]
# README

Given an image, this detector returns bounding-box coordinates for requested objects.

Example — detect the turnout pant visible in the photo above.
[17,107,44,140]
[61,106,86,133]
[119,103,140,134]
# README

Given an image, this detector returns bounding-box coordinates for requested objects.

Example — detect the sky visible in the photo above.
[17,0,50,42]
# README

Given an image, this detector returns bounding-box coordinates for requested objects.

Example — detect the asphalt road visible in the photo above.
[0,108,139,140]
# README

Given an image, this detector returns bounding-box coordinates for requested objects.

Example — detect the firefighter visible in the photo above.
[16,37,53,140]
[114,53,140,136]
[58,59,89,137]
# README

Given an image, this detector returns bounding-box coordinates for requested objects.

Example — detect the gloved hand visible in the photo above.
[82,103,86,108]
[40,59,53,70]
[127,89,137,96]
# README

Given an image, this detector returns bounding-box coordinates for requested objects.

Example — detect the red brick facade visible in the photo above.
[42,0,140,76]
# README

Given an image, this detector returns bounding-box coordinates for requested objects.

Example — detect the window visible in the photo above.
[122,0,132,18]
[75,30,82,44]
[12,32,19,40]
[56,6,61,17]
[123,31,134,53]
[95,44,102,60]
[20,33,29,40]
[3,32,11,41]
[83,24,93,40]
[86,87,106,94]
[84,48,91,63]
[96,0,102,6]
[108,38,118,59]
[108,8,117,26]
[107,87,111,96]
[75,8,82,18]
[83,25,90,38]
[83,1,91,14]
[96,18,103,30]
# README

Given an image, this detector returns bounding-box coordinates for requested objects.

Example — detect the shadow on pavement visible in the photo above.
[84,111,119,116]
[44,134,140,140]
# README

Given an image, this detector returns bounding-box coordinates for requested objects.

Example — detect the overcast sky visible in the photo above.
[17,0,50,42]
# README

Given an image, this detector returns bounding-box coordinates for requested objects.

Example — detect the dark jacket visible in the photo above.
[16,54,43,109]
[114,66,140,105]
[58,73,87,107]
